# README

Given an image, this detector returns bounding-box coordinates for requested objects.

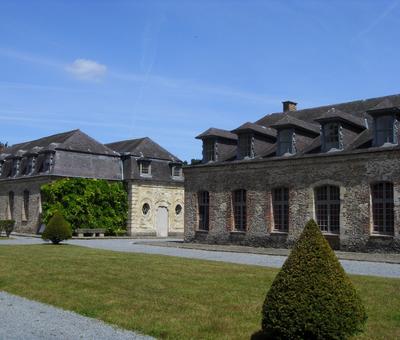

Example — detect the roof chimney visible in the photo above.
[282,101,297,112]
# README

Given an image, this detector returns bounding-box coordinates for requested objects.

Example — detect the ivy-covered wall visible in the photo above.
[41,178,128,235]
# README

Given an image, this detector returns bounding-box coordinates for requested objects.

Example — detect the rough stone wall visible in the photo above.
[184,149,400,252]
[0,177,52,234]
[127,181,184,236]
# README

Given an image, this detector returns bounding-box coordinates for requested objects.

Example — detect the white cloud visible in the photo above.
[66,59,107,80]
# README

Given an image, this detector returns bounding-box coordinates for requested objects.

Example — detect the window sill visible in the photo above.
[270,230,288,235]
[230,230,246,234]
[196,229,209,233]
[370,233,394,238]
[321,233,340,237]
[140,174,152,178]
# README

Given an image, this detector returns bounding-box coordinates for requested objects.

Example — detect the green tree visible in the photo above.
[41,178,128,235]
[42,211,72,244]
[260,219,367,340]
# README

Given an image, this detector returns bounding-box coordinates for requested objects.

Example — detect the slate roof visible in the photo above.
[270,115,320,135]
[3,130,117,156]
[314,108,367,131]
[195,93,400,165]
[106,137,181,162]
[196,128,238,140]
[231,122,277,139]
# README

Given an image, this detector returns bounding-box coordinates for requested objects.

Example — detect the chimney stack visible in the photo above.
[282,101,297,112]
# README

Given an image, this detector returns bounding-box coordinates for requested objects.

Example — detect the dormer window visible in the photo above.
[374,115,397,146]
[139,160,151,176]
[25,156,35,175]
[11,159,19,176]
[322,122,342,151]
[40,153,53,173]
[277,129,295,156]
[203,140,215,162]
[172,165,183,178]
[238,134,253,159]
[0,161,3,176]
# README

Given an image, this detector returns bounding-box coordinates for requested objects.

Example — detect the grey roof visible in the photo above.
[3,130,117,156]
[231,122,277,139]
[270,115,320,135]
[256,93,400,128]
[106,137,181,162]
[196,128,238,141]
[314,108,366,130]
[366,98,400,115]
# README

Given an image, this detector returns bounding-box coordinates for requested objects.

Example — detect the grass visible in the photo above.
[0,245,399,339]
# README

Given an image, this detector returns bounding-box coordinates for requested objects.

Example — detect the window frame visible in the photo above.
[198,191,210,231]
[203,139,215,162]
[8,191,14,220]
[272,187,289,232]
[315,185,340,234]
[323,122,341,151]
[139,160,152,177]
[371,182,394,235]
[374,115,396,146]
[277,128,294,156]
[233,189,247,231]
[238,134,253,159]
[23,190,29,221]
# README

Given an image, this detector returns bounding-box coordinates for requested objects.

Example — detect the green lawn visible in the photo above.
[0,245,399,339]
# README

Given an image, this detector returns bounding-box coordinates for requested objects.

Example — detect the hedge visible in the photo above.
[41,178,128,235]
[260,219,367,340]
[0,220,15,237]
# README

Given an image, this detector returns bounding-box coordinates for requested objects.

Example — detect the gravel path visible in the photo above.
[1,237,400,278]
[0,291,153,340]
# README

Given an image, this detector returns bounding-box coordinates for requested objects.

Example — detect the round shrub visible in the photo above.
[42,211,72,244]
[261,219,367,340]
[0,220,15,237]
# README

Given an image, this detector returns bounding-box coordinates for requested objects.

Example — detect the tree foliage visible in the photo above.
[41,178,128,235]
[261,219,367,340]
[0,220,15,237]
[42,211,72,244]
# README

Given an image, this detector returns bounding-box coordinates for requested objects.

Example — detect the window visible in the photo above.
[372,182,394,235]
[198,191,209,231]
[142,203,150,215]
[8,191,14,220]
[175,204,182,215]
[203,140,215,162]
[272,188,289,232]
[323,122,341,151]
[26,156,35,174]
[11,159,19,176]
[315,185,340,234]
[238,134,253,159]
[277,129,294,156]
[172,165,182,177]
[233,189,247,231]
[374,115,396,146]
[23,190,29,221]
[139,160,151,176]
[0,161,3,176]
[40,154,53,173]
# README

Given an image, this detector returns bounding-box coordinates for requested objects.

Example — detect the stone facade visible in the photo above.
[0,130,184,236]
[127,181,184,236]
[185,94,400,252]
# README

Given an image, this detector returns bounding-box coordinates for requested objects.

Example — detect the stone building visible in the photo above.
[184,94,400,252]
[0,130,184,236]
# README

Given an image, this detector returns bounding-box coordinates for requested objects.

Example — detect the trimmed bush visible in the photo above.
[261,219,367,340]
[42,211,72,244]
[41,178,128,235]
[0,220,15,237]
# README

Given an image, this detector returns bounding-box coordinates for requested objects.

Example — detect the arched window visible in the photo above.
[233,189,247,231]
[23,190,30,221]
[372,182,394,235]
[315,185,340,234]
[8,191,14,220]
[142,203,150,216]
[198,191,209,231]
[272,187,289,232]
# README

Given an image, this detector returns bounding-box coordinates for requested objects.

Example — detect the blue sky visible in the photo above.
[1,0,399,161]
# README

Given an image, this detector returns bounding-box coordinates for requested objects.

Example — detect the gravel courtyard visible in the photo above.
[0,292,153,340]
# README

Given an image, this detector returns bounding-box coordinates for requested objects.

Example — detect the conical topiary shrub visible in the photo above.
[42,211,72,244]
[261,219,367,340]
